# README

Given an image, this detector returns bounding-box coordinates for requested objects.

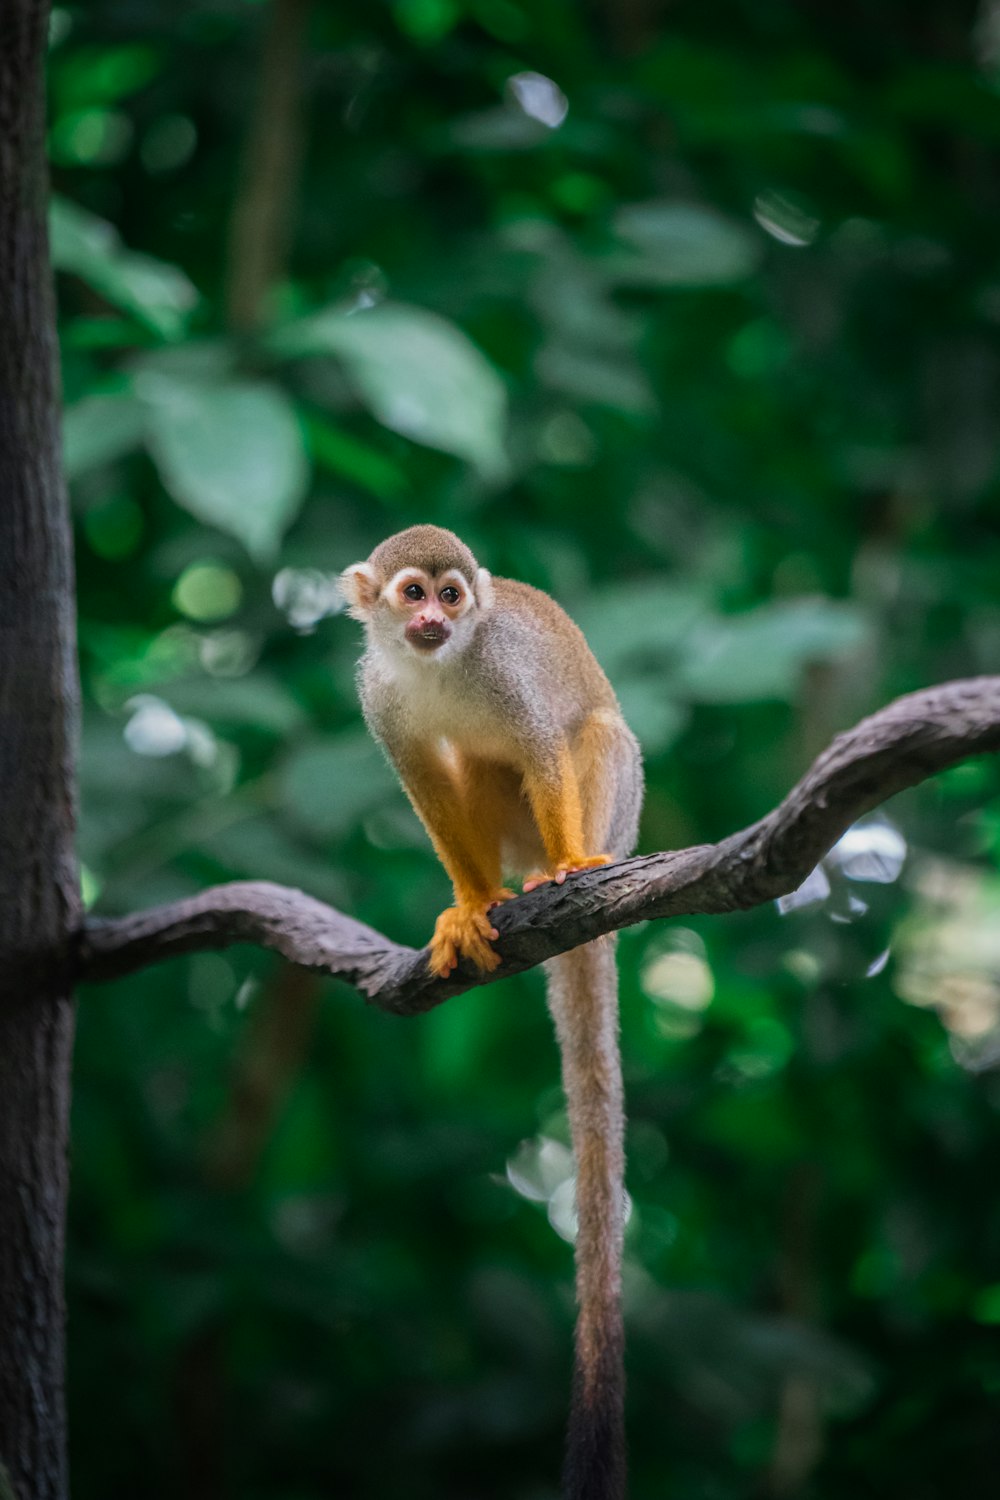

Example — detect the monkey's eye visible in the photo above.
[439,586,460,606]
[403,583,425,601]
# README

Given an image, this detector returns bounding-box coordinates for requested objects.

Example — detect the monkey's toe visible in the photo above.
[561,854,612,875]
[428,933,458,977]
[523,855,611,893]
[428,904,502,978]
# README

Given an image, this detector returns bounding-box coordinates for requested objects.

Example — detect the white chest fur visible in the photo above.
[375,646,521,767]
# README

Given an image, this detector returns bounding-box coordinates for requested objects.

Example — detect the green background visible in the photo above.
[59,0,1000,1495]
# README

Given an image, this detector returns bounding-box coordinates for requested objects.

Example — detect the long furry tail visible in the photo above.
[546,938,626,1500]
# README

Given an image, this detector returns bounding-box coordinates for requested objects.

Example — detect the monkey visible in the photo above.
[341,525,643,1500]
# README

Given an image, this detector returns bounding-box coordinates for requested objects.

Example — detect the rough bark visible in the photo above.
[78,675,1000,1015]
[0,2,80,1498]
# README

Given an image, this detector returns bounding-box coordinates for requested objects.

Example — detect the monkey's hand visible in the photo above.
[429,902,506,978]
[522,854,611,894]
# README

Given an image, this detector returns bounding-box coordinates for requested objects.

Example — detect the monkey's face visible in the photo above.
[385,566,478,658]
[341,558,491,664]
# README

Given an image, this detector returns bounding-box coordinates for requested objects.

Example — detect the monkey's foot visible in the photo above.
[522,854,611,894]
[487,887,517,911]
[428,902,504,978]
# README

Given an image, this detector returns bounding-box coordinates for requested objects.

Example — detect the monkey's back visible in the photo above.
[476,577,619,724]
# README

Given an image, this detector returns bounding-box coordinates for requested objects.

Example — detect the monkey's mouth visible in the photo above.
[406,621,451,651]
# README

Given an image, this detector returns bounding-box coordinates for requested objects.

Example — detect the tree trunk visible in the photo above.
[0,2,80,1498]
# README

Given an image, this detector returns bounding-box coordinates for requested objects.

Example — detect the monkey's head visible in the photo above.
[340,525,494,662]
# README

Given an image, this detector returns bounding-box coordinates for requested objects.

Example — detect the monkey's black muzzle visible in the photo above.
[406,619,451,651]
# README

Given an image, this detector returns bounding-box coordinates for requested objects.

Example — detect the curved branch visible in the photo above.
[78,676,1000,1015]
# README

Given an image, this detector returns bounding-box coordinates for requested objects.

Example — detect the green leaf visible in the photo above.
[615,682,689,755]
[574,581,709,676]
[679,598,870,703]
[141,377,309,560]
[52,44,161,110]
[535,344,655,413]
[278,733,396,840]
[302,413,408,498]
[196,819,350,908]
[609,201,762,287]
[63,391,146,478]
[50,195,197,340]
[130,340,237,383]
[973,1285,1000,1324]
[275,302,508,479]
[449,107,552,151]
[163,675,306,736]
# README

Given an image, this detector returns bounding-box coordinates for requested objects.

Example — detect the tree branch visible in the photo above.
[77,676,1000,1014]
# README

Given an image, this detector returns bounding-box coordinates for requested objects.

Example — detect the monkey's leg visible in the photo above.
[573,708,642,857]
[402,752,509,977]
[522,740,611,893]
[459,756,519,910]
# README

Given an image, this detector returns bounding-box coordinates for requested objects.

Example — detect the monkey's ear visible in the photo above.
[474,568,495,611]
[339,562,380,621]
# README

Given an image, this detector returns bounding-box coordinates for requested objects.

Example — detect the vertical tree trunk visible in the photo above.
[225,0,312,333]
[0,3,80,1498]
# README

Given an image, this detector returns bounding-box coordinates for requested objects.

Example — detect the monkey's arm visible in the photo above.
[388,742,510,976]
[521,729,612,892]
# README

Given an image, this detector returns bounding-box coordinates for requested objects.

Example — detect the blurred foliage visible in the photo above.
[58,0,1000,1495]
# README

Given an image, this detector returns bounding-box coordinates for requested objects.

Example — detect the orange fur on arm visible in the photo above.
[523,742,592,869]
[398,747,502,904]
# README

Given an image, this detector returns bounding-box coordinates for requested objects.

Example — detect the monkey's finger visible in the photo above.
[470,911,500,941]
[427,938,458,977]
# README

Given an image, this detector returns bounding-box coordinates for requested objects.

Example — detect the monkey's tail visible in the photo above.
[545,937,626,1500]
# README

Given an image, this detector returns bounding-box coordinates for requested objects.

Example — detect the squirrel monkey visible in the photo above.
[341,525,643,1500]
